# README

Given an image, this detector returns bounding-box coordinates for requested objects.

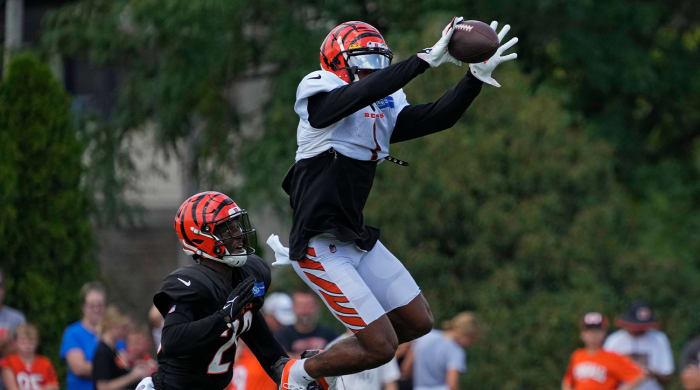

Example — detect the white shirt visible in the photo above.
[603,329,674,390]
[294,70,409,162]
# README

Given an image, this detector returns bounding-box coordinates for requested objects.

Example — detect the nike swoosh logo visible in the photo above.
[308,75,321,80]
[223,297,238,311]
[177,278,191,287]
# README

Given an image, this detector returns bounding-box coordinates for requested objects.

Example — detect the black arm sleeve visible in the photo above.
[390,72,483,143]
[241,311,288,382]
[159,302,229,355]
[307,55,430,128]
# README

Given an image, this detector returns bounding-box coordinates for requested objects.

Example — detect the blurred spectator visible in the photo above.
[395,343,413,390]
[604,300,674,390]
[92,306,150,390]
[411,311,481,390]
[273,290,337,357]
[680,334,700,390]
[228,341,277,390]
[125,324,156,368]
[562,312,645,390]
[0,323,58,390]
[59,281,107,390]
[0,269,26,360]
[147,305,163,349]
[261,292,296,332]
[328,330,400,390]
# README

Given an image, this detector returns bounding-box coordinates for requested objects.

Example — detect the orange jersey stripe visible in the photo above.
[304,272,343,295]
[318,289,358,315]
[298,257,325,271]
[337,314,367,327]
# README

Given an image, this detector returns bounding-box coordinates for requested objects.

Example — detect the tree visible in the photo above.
[0,53,97,366]
[42,0,265,224]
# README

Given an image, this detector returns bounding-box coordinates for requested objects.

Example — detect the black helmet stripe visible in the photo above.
[179,197,198,247]
[347,32,384,47]
[190,192,209,226]
[341,24,377,42]
[209,196,234,224]
[201,192,219,226]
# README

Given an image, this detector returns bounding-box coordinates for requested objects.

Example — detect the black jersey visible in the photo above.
[152,255,274,390]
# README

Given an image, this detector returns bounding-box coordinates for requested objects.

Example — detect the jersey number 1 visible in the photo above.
[207,311,253,374]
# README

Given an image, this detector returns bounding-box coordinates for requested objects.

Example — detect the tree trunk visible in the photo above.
[3,0,23,76]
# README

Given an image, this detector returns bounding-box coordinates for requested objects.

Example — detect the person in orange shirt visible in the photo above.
[228,341,277,390]
[563,312,646,390]
[0,323,58,390]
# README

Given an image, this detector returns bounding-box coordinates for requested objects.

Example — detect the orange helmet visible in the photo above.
[174,191,256,267]
[320,21,393,83]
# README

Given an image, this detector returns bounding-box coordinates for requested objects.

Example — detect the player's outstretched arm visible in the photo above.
[390,71,483,144]
[241,311,288,382]
[308,55,430,129]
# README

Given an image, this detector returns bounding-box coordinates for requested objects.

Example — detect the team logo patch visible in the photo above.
[375,96,394,109]
[252,282,266,297]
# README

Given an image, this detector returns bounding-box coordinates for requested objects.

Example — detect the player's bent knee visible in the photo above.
[415,310,434,337]
[358,317,399,368]
[365,339,397,367]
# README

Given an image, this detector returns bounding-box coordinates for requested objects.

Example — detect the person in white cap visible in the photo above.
[263,293,297,332]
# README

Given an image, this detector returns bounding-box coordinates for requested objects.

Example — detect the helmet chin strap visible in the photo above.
[220,255,247,267]
[220,247,247,267]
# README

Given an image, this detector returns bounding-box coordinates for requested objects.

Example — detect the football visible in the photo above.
[448,20,499,63]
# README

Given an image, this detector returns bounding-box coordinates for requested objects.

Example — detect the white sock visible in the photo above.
[291,358,314,384]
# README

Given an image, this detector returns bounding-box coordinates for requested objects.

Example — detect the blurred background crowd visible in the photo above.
[0,0,698,389]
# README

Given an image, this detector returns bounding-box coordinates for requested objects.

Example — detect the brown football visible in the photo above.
[448,20,499,63]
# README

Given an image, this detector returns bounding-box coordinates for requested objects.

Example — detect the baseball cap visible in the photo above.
[615,300,659,331]
[581,312,609,329]
[262,292,296,326]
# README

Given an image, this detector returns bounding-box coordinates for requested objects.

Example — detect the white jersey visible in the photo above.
[603,329,675,390]
[294,70,409,162]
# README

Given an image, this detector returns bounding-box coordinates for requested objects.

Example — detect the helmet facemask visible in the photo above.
[335,39,393,82]
[209,212,257,267]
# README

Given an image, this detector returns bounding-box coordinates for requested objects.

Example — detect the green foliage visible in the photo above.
[0,53,97,375]
[32,1,700,388]
[42,0,267,223]
[360,51,700,386]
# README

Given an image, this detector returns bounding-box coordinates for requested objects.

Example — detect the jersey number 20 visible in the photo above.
[207,311,253,374]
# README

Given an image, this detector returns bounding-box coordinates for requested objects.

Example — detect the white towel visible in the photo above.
[266,234,292,267]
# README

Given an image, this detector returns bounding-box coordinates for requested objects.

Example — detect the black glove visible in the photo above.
[221,276,257,323]
[270,356,290,384]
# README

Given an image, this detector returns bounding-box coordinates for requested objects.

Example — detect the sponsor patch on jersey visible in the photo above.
[375,96,394,109]
[252,282,266,297]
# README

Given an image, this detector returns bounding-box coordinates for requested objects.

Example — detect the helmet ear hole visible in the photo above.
[214,246,222,255]
[202,225,211,233]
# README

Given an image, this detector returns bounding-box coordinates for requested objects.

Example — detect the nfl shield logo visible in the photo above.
[329,244,336,253]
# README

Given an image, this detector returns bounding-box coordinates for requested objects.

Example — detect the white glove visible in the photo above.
[266,234,292,267]
[417,17,464,68]
[469,21,518,87]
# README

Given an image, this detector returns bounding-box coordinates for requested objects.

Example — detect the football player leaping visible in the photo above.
[135,191,295,390]
[269,18,518,390]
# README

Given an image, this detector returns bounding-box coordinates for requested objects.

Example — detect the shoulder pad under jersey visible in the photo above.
[153,265,219,316]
